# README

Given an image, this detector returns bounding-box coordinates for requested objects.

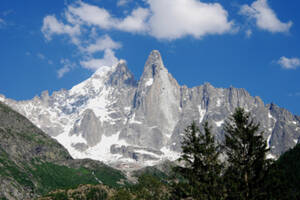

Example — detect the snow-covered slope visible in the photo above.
[1,50,300,168]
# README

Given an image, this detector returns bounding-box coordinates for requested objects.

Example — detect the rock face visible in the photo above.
[0,101,71,199]
[1,50,300,166]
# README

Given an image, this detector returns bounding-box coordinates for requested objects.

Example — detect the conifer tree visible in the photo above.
[173,121,224,200]
[222,108,269,200]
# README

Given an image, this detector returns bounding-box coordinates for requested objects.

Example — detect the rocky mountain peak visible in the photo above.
[141,50,167,80]
[1,50,300,168]
[106,60,136,87]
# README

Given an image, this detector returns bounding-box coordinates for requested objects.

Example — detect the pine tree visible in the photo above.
[222,108,269,200]
[173,121,224,200]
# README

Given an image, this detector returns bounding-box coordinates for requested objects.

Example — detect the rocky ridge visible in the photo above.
[1,50,299,167]
[0,102,126,199]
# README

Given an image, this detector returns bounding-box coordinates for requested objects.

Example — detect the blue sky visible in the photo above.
[0,0,300,115]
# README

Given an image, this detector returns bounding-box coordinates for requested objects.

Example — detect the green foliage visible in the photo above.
[93,166,125,188]
[86,187,108,200]
[222,108,270,200]
[264,143,300,200]
[173,121,224,200]
[132,174,170,200]
[29,162,99,194]
[0,148,34,189]
[111,188,132,200]
[133,166,169,183]
[45,191,68,200]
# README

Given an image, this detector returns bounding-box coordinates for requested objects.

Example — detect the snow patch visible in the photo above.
[268,128,273,132]
[129,113,142,124]
[145,78,154,87]
[54,131,87,151]
[268,112,276,122]
[160,147,180,161]
[216,99,221,107]
[124,106,131,112]
[198,105,206,123]
[134,149,160,158]
[0,96,4,102]
[66,132,128,163]
[266,154,276,160]
[215,120,224,127]
[294,139,298,144]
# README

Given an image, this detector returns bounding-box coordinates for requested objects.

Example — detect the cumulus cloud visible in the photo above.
[63,0,233,39]
[80,49,119,70]
[147,0,234,40]
[240,0,292,33]
[117,7,150,33]
[41,15,81,42]
[67,2,115,29]
[277,56,300,69]
[41,0,236,76]
[85,35,122,54]
[66,1,149,33]
[58,59,76,78]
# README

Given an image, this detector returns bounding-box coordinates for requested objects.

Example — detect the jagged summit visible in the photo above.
[107,60,136,87]
[1,50,300,168]
[141,50,167,80]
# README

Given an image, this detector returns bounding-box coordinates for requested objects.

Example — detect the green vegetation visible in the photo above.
[44,191,68,200]
[0,148,34,189]
[93,166,125,188]
[30,162,99,194]
[222,108,270,200]
[172,108,294,200]
[173,121,224,200]
[263,143,300,200]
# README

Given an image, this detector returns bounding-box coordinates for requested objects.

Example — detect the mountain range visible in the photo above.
[1,50,299,168]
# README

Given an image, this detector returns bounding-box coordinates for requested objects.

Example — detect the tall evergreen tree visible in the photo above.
[222,108,269,200]
[173,121,224,200]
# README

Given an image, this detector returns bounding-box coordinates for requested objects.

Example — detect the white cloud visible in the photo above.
[86,35,122,54]
[41,0,236,76]
[43,1,234,42]
[67,1,115,29]
[147,0,234,40]
[58,59,76,78]
[41,15,81,42]
[117,7,150,33]
[66,1,149,33]
[80,49,119,70]
[240,0,292,33]
[65,0,233,39]
[278,56,300,69]
[117,0,131,7]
